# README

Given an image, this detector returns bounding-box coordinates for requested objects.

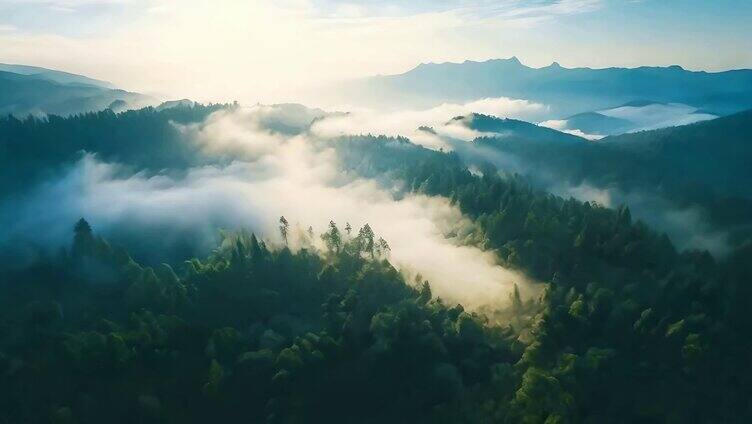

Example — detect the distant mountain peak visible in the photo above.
[507,56,522,65]
[347,57,752,116]
[414,56,525,70]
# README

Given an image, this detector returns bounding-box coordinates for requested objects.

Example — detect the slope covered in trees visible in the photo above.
[466,111,752,240]
[3,172,752,422]
[1,105,751,423]
[332,134,752,422]
[601,109,752,198]
[0,68,155,117]
[0,104,225,197]
[451,113,585,143]
[471,109,752,199]
[0,221,533,423]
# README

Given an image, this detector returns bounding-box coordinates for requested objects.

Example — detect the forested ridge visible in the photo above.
[0,104,225,197]
[1,105,751,423]
[0,219,534,423]
[334,135,752,422]
[466,111,752,235]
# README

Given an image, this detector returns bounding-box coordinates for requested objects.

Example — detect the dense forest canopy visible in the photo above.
[438,112,752,255]
[0,104,226,197]
[1,102,752,423]
[3,0,752,419]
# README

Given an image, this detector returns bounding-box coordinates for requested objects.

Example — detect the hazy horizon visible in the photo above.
[3,2,752,422]
[2,0,751,104]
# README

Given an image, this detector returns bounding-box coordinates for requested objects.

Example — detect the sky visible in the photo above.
[0,0,750,104]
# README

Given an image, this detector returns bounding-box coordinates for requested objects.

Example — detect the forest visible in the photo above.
[6,0,752,420]
[1,102,751,423]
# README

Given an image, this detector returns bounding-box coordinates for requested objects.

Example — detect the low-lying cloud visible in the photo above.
[2,105,535,309]
[539,119,603,140]
[311,97,548,150]
[551,182,731,256]
[598,102,716,131]
[541,102,718,139]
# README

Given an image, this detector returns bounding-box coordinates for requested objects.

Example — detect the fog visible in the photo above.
[540,102,718,139]
[306,101,735,257]
[598,102,717,131]
[311,97,549,150]
[2,98,728,314]
[539,119,604,140]
[2,104,536,309]
[550,182,731,256]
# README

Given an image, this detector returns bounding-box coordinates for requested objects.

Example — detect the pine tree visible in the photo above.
[321,221,342,253]
[357,224,375,257]
[279,216,289,245]
[72,218,93,258]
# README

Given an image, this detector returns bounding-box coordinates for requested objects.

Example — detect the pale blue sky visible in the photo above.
[1,0,749,102]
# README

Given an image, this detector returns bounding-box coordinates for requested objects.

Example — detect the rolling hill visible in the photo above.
[545,101,718,138]
[0,63,115,89]
[465,110,752,243]
[0,64,155,117]
[451,112,585,143]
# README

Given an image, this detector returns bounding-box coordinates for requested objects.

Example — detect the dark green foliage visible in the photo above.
[455,113,585,143]
[330,134,752,423]
[601,109,752,199]
[0,223,525,424]
[472,110,752,234]
[2,109,752,423]
[0,103,226,197]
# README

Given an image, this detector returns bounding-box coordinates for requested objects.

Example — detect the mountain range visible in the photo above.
[2,61,752,422]
[0,63,156,117]
[340,57,752,119]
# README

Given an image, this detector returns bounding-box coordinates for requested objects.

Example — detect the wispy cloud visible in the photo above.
[3,105,536,308]
[0,0,143,37]
[2,0,749,104]
[3,0,133,6]
[309,0,603,21]
[0,0,135,14]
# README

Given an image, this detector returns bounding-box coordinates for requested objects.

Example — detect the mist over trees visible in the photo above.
[438,112,752,254]
[1,102,752,423]
[0,221,530,423]
[0,104,225,197]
